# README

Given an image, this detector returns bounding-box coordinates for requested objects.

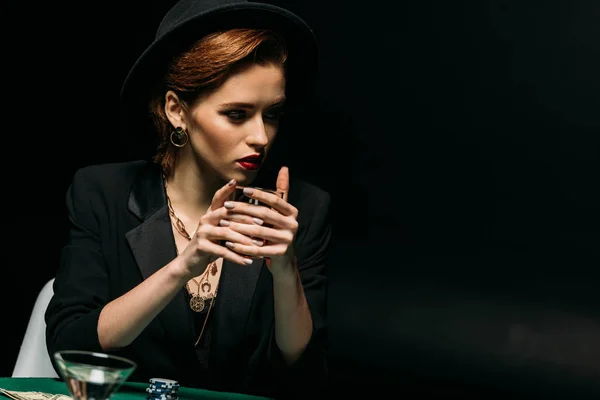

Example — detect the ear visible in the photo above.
[164,90,186,130]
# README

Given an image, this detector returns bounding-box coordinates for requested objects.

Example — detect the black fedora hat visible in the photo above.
[119,0,318,145]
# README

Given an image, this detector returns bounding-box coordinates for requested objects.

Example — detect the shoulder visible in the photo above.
[72,160,148,182]
[288,178,332,261]
[288,177,331,211]
[66,160,153,208]
[70,160,149,191]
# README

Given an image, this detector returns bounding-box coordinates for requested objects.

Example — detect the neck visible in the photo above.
[165,158,225,219]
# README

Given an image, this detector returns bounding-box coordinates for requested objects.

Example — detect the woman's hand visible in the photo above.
[218,167,298,273]
[177,179,258,276]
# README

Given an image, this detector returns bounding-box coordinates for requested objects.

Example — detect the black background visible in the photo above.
[2,0,599,397]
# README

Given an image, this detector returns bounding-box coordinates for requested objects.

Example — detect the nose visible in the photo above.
[246,116,269,148]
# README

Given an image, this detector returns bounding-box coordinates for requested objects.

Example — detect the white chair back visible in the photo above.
[12,278,59,378]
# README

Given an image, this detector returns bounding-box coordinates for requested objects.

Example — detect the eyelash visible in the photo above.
[222,109,283,122]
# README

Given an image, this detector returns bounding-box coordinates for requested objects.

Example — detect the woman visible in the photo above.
[44,1,330,399]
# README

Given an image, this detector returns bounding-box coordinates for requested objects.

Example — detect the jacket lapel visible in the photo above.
[213,257,264,342]
[124,163,196,356]
[211,256,265,379]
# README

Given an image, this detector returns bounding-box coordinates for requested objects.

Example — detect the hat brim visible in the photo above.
[119,3,318,145]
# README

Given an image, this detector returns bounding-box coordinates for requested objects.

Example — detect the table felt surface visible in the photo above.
[0,378,270,400]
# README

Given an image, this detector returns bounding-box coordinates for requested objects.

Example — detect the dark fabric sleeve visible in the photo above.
[268,189,332,399]
[45,168,109,365]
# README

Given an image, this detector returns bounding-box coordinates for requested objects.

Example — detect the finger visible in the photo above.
[231,189,297,218]
[204,226,257,247]
[221,201,296,229]
[276,166,289,202]
[200,240,255,266]
[209,178,237,211]
[222,212,265,226]
[225,241,288,258]
[224,220,293,243]
[204,207,266,226]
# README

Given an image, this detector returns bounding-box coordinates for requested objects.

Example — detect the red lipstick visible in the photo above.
[237,154,263,171]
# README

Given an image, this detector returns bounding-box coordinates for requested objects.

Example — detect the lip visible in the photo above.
[237,154,263,171]
[237,160,261,171]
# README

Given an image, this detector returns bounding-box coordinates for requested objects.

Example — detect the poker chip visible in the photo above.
[146,387,178,395]
[149,378,179,387]
[147,395,177,400]
[148,378,179,400]
[147,385,178,390]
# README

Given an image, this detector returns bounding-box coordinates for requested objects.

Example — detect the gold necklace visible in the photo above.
[187,269,214,312]
[163,173,219,311]
[164,176,192,241]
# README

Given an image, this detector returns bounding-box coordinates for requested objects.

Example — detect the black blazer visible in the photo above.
[45,160,331,399]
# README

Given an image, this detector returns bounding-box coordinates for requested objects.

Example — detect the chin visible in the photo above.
[228,170,259,186]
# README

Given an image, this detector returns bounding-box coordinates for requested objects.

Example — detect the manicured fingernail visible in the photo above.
[224,201,234,209]
[225,241,234,249]
[252,239,264,246]
[219,219,230,227]
[252,217,263,225]
[243,258,253,265]
[228,179,235,186]
[243,187,254,196]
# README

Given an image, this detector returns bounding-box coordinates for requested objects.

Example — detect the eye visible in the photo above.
[264,107,284,121]
[221,110,247,121]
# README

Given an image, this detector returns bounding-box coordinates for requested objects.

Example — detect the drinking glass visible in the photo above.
[53,350,137,400]
[228,186,284,258]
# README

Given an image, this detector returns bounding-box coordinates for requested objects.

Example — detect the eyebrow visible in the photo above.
[218,98,286,109]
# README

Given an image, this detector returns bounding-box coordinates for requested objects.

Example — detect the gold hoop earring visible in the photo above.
[170,127,189,147]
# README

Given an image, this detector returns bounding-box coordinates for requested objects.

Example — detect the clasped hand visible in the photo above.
[178,167,297,276]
